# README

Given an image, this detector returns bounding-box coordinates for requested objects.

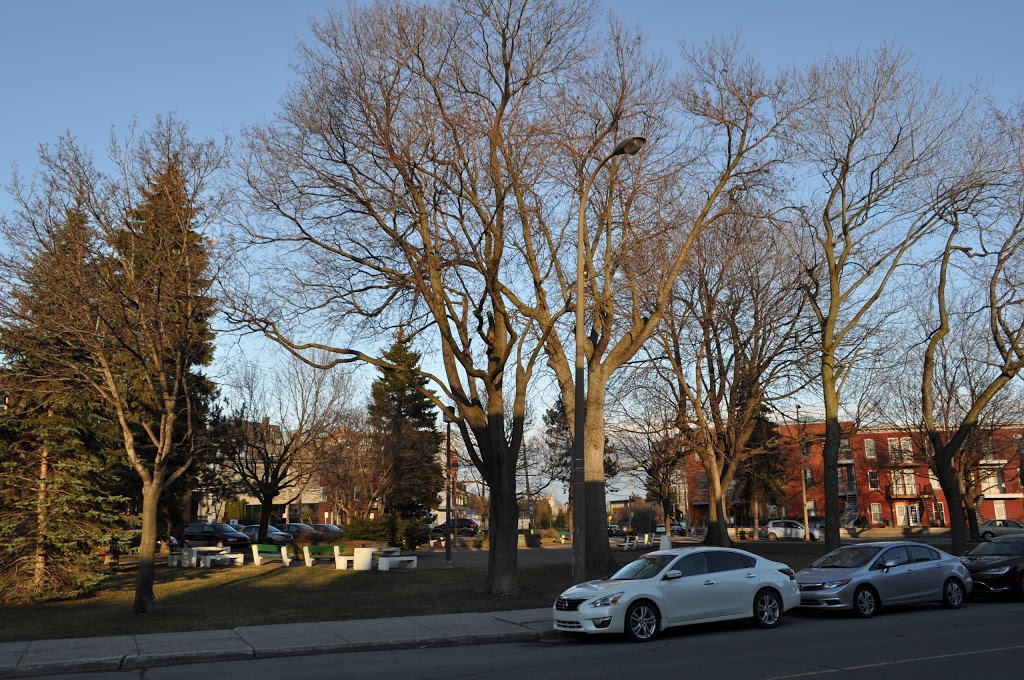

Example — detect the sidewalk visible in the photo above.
[0,608,555,678]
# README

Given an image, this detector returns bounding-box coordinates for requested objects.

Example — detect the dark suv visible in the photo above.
[431,518,479,536]
[182,522,251,548]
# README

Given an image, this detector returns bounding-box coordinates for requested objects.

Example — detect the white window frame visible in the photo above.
[870,503,883,524]
[864,438,876,459]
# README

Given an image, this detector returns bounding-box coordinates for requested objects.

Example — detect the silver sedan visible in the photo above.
[796,541,972,617]
[978,519,1024,540]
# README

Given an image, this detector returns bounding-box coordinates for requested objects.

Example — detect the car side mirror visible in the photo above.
[663,570,683,581]
[882,559,900,569]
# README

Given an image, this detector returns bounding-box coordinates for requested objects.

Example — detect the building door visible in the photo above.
[994,500,1007,520]
[895,504,908,527]
[908,503,921,527]
[933,501,946,527]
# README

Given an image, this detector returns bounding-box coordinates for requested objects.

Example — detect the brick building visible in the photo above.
[681,422,1024,529]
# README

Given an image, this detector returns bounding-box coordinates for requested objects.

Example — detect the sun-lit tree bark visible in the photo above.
[0,116,225,612]
[789,46,981,550]
[226,0,597,595]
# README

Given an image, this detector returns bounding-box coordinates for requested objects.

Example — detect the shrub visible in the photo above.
[343,516,431,550]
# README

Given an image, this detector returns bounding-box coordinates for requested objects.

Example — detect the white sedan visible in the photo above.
[761,519,823,541]
[552,546,800,642]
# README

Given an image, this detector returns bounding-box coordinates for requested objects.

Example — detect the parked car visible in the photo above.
[241,525,294,546]
[960,535,1024,598]
[552,546,800,642]
[313,523,344,540]
[796,541,971,618]
[182,522,251,548]
[761,519,823,541]
[607,524,623,537]
[431,518,479,536]
[670,523,685,536]
[977,519,1024,541]
[276,522,326,543]
[654,525,666,535]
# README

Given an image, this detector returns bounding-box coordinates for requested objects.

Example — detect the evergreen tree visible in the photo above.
[368,337,443,519]
[0,117,223,612]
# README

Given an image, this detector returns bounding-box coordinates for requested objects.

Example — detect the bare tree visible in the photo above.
[532,33,802,569]
[220,354,352,539]
[316,411,394,522]
[0,117,226,613]
[789,46,981,550]
[644,211,811,545]
[226,0,598,595]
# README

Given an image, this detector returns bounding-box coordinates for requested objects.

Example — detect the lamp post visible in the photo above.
[797,405,811,542]
[572,134,646,583]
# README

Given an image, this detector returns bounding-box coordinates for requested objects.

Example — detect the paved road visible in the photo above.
[35,596,1022,679]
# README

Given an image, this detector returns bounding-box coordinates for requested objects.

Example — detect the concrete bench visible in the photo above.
[167,552,183,567]
[303,545,337,567]
[199,551,244,567]
[377,555,417,571]
[619,536,636,551]
[251,543,292,567]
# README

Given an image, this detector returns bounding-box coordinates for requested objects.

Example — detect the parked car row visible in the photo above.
[182,521,345,547]
[431,518,479,536]
[552,538,1020,643]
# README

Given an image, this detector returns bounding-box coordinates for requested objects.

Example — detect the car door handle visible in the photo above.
[703,580,715,586]
[745,574,757,579]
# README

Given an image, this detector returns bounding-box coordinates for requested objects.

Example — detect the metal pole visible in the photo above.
[445,416,453,566]
[572,135,645,585]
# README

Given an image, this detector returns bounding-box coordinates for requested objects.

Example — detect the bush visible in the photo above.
[342,516,431,550]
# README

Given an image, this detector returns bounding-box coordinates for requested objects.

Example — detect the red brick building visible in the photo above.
[681,422,1024,529]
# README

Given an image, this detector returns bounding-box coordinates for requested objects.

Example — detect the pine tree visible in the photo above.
[367,337,443,519]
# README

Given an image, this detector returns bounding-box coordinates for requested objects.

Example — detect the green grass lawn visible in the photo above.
[0,561,577,643]
[0,540,843,643]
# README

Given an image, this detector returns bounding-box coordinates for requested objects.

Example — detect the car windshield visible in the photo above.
[967,541,1024,556]
[811,545,881,568]
[608,554,675,580]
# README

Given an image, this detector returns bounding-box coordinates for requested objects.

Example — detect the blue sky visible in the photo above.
[2,0,1022,383]
[3,0,1021,216]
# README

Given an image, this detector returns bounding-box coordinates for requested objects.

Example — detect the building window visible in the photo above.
[868,470,880,490]
[870,503,883,524]
[803,468,813,486]
[801,442,811,457]
[893,470,917,495]
[864,438,876,459]
[887,436,913,464]
[697,472,708,493]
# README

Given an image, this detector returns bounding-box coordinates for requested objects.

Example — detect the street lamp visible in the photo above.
[572,134,646,583]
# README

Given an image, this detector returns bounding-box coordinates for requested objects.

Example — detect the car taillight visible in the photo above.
[779,568,795,580]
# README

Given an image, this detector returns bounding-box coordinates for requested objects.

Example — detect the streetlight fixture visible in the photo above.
[572,134,646,584]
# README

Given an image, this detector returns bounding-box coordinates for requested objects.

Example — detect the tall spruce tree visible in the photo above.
[0,117,223,612]
[368,338,443,519]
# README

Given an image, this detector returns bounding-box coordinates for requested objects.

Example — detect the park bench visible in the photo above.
[636,533,654,548]
[199,550,244,567]
[251,543,292,567]
[377,555,417,571]
[618,536,636,551]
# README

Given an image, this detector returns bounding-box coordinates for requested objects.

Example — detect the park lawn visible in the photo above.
[0,562,575,643]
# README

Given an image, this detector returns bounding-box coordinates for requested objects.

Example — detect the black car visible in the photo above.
[182,522,251,548]
[431,518,479,536]
[276,522,326,543]
[313,523,344,540]
[960,535,1024,599]
[241,525,294,546]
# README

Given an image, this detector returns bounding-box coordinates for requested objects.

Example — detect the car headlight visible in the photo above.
[978,566,1012,576]
[588,592,625,607]
[820,579,851,589]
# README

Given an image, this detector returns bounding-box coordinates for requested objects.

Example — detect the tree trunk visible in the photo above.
[33,447,49,590]
[133,480,161,614]
[703,481,732,547]
[822,374,842,551]
[258,500,274,541]
[485,470,520,596]
[583,375,616,572]
[933,450,968,554]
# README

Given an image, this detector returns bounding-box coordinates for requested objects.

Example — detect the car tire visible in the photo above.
[853,585,878,618]
[941,578,965,609]
[981,531,994,541]
[767,532,778,541]
[624,600,660,643]
[753,589,783,629]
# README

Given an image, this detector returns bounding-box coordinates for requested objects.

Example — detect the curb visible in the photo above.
[0,611,553,679]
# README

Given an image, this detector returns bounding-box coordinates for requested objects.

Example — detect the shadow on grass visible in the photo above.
[0,562,575,643]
